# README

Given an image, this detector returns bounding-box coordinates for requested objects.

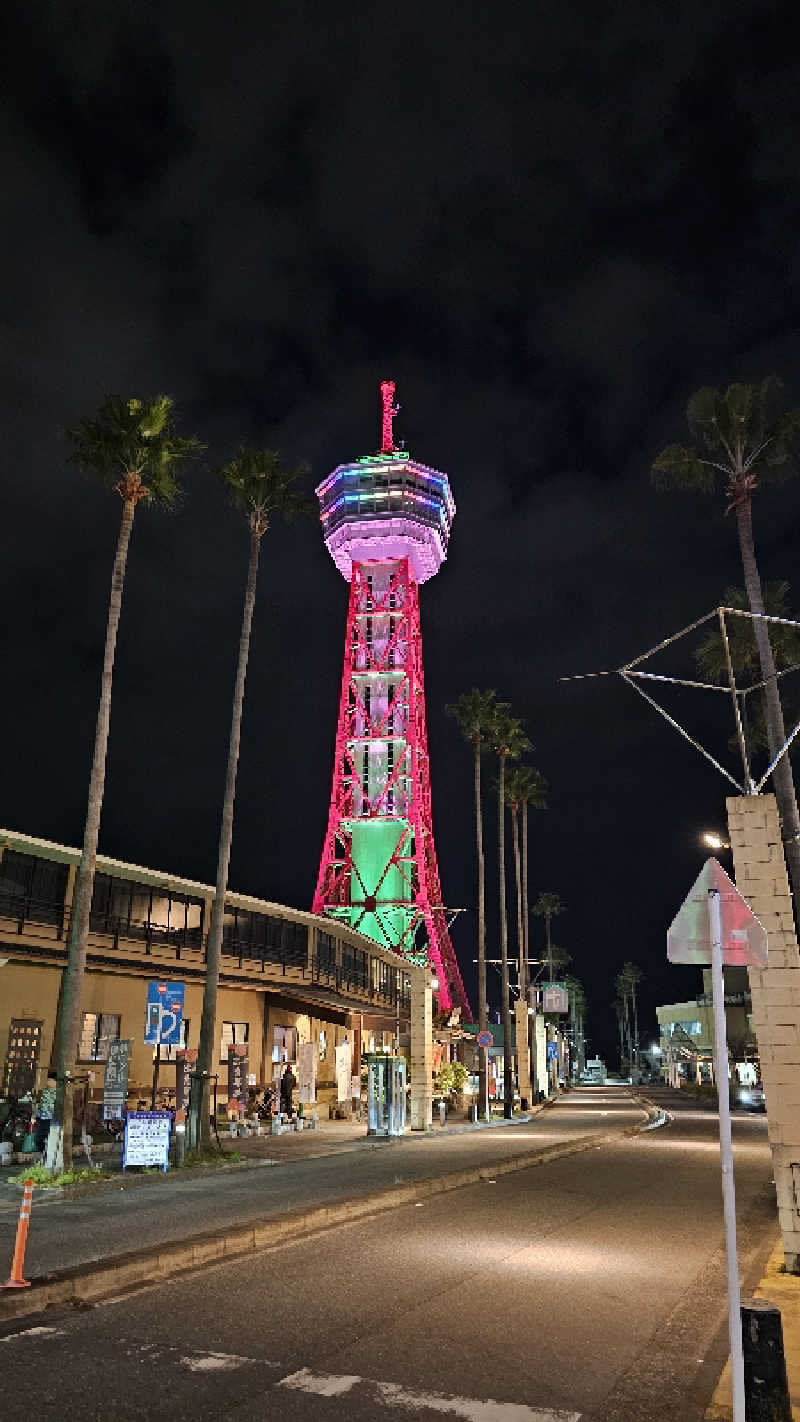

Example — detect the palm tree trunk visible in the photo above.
[475,740,488,1117]
[521,804,529,974]
[632,988,639,1079]
[47,497,137,1173]
[735,501,800,916]
[511,808,524,995]
[192,526,261,1152]
[498,753,513,1117]
[522,802,536,1101]
[511,804,527,1104]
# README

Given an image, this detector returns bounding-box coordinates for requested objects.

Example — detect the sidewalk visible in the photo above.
[705,1241,800,1421]
[0,1089,650,1324]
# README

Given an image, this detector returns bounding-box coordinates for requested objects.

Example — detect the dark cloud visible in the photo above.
[2,0,800,1059]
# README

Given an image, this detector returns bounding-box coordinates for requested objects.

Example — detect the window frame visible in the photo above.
[220,1020,249,1064]
[78,1011,121,1063]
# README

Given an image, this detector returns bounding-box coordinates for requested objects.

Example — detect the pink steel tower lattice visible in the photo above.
[313,383,470,1015]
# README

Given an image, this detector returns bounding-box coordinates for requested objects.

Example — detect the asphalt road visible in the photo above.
[0,1088,776,1421]
[0,1089,646,1279]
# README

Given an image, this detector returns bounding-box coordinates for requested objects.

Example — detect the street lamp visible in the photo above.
[702,831,730,851]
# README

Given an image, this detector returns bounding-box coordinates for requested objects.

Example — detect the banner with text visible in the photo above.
[335,1041,352,1103]
[297,1040,317,1105]
[103,1038,132,1121]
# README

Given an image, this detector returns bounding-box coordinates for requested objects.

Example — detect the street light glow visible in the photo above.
[702,831,730,851]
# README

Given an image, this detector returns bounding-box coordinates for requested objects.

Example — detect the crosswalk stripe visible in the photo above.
[277,1367,581,1420]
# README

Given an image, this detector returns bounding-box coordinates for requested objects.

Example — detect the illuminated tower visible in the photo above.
[313,383,470,1014]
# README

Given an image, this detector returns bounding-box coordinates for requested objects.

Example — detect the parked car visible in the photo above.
[736,1084,766,1111]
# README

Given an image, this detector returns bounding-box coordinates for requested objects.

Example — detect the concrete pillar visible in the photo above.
[410,970,433,1131]
[515,999,531,1106]
[727,793,800,1271]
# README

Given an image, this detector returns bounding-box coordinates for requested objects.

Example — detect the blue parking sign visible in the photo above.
[145,981,185,1046]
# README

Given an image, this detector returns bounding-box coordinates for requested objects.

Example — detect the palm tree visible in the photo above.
[47,395,203,1172]
[563,975,587,1079]
[489,709,531,1117]
[446,689,503,1119]
[652,379,800,914]
[616,962,644,1079]
[190,448,311,1152]
[505,765,547,1108]
[533,891,566,982]
[696,582,800,767]
[613,996,626,1074]
[504,766,548,1000]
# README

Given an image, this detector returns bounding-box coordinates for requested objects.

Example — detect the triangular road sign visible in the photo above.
[667,857,768,967]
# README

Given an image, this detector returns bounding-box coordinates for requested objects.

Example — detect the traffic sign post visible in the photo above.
[144,981,185,1112]
[144,981,185,1046]
[668,858,768,1422]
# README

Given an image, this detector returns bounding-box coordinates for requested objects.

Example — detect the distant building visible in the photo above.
[655,966,756,1086]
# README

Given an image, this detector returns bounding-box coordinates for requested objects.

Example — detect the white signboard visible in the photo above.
[336,1041,352,1103]
[123,1111,171,1172]
[297,1041,317,1105]
[542,984,569,1013]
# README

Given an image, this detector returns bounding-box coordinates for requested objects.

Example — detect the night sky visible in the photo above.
[3,2,800,1064]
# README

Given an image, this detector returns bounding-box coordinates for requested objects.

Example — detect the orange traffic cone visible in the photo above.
[4,1178,34,1288]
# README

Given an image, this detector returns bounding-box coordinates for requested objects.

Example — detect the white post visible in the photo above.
[709,887,745,1422]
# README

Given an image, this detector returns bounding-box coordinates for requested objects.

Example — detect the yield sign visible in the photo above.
[667,857,768,968]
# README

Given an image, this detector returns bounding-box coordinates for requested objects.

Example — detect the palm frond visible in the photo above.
[219,446,313,529]
[651,444,717,492]
[445,688,504,746]
[66,393,204,507]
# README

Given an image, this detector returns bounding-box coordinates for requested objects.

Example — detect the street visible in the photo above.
[0,1088,776,1421]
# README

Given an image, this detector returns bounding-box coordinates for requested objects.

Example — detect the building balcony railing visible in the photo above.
[1,894,414,1013]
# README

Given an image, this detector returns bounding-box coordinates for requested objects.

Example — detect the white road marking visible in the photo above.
[0,1326,64,1343]
[280,1368,361,1396]
[180,1351,257,1372]
[277,1368,581,1419]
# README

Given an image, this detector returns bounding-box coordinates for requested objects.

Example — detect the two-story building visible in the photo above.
[0,827,431,1122]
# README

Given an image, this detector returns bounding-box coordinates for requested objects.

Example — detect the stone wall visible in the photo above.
[727,792,800,1271]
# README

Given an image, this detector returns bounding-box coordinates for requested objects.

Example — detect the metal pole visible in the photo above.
[482,1044,490,1121]
[709,887,745,1422]
[151,1040,161,1111]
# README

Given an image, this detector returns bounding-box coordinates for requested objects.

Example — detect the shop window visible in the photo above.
[318,1029,328,1061]
[317,930,337,977]
[79,1012,121,1062]
[220,1020,249,1063]
[0,851,68,926]
[3,1019,43,1097]
[90,874,204,945]
[272,1025,296,1064]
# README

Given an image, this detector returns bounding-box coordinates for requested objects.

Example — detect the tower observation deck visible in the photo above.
[312,383,470,1015]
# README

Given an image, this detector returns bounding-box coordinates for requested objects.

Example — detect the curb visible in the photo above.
[0,1098,659,1326]
[704,1239,800,1421]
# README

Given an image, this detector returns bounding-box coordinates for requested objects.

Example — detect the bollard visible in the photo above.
[3,1178,34,1289]
[741,1298,792,1422]
[439,1100,447,1128]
